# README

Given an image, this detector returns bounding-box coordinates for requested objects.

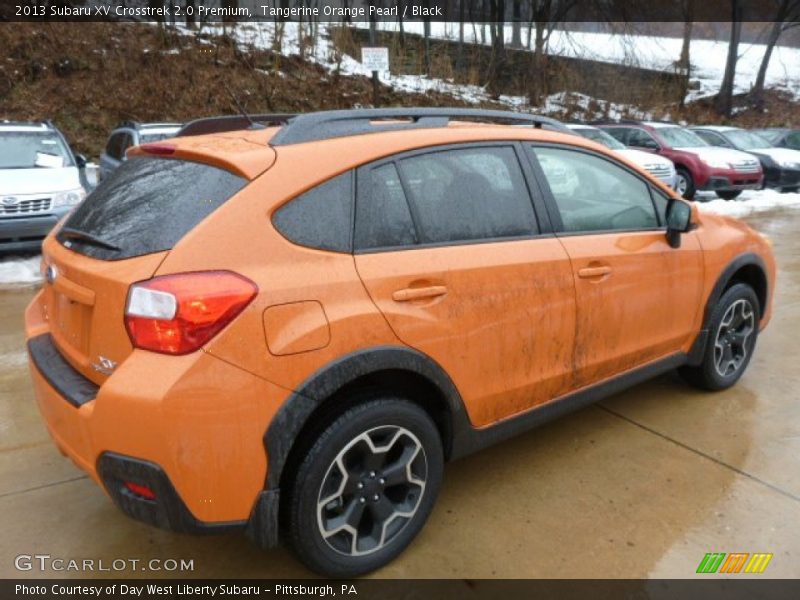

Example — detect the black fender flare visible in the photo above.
[687,252,768,365]
[262,345,468,491]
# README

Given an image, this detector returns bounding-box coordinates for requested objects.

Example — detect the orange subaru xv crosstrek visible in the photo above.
[25,108,775,576]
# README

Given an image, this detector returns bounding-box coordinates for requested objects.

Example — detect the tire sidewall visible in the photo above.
[676,168,696,200]
[701,284,760,390]
[288,397,443,577]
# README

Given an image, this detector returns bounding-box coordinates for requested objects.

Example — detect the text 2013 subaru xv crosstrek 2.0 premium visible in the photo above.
[25,109,776,576]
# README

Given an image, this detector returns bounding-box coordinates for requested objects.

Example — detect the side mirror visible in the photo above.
[75,154,87,169]
[666,199,692,248]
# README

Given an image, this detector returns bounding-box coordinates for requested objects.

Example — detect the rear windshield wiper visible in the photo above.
[59,227,121,252]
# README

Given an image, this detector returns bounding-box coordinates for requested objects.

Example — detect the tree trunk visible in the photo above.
[369,6,379,106]
[678,19,693,106]
[397,0,406,47]
[715,1,742,117]
[511,0,522,47]
[185,0,196,28]
[423,7,432,75]
[457,0,465,70]
[529,21,546,104]
[753,19,784,107]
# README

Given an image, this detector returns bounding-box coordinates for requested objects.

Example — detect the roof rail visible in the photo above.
[269,108,572,146]
[178,114,296,137]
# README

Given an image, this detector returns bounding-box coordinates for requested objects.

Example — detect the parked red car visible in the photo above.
[598,121,763,200]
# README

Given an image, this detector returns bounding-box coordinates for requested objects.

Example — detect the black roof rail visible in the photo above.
[269,108,572,146]
[178,114,296,137]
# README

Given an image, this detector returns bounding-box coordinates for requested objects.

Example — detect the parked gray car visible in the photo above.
[0,121,87,253]
[99,121,181,180]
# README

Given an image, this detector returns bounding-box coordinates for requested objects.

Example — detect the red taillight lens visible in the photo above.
[124,271,257,355]
[139,143,176,155]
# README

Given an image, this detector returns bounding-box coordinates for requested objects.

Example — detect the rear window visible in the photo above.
[57,156,246,260]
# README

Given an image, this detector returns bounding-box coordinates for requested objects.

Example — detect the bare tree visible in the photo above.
[185,0,196,29]
[753,0,800,107]
[511,0,523,48]
[486,0,507,95]
[526,0,577,104]
[677,0,694,106]
[715,0,743,117]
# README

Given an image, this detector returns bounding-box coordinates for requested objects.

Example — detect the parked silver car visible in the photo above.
[99,121,181,180]
[0,121,87,253]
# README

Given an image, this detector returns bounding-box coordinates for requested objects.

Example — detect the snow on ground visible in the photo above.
[0,255,41,288]
[696,189,800,218]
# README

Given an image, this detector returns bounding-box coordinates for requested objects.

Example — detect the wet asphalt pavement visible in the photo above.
[0,207,798,579]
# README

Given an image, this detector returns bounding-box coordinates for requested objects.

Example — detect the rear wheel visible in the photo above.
[716,190,743,200]
[285,396,443,577]
[679,283,759,391]
[781,186,799,194]
[675,168,696,200]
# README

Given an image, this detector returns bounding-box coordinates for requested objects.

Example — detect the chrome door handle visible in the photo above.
[392,286,448,302]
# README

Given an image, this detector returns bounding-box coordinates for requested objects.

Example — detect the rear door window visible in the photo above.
[396,146,538,243]
[355,163,417,250]
[58,156,246,260]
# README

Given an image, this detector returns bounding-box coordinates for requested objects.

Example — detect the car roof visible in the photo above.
[135,122,657,185]
[566,123,597,130]
[642,121,681,129]
[691,125,738,132]
[114,121,182,131]
[0,121,55,133]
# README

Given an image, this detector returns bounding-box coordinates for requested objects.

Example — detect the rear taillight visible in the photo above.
[125,271,257,355]
[139,143,176,155]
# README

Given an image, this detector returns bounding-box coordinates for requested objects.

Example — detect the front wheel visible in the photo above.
[716,190,743,200]
[675,168,696,200]
[679,283,759,391]
[285,396,443,577]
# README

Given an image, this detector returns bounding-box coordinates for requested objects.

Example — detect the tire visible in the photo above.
[781,186,799,194]
[675,168,696,200]
[679,283,760,391]
[716,190,743,200]
[284,396,443,577]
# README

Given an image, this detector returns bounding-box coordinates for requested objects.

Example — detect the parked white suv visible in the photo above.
[567,123,677,189]
[0,122,87,253]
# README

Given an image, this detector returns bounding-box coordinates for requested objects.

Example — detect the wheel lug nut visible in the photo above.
[357,482,364,489]
[369,471,376,478]
[372,494,379,502]
[359,497,366,504]
[379,478,385,485]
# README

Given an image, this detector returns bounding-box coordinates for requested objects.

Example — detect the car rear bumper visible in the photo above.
[699,175,762,192]
[25,291,288,545]
[0,213,65,252]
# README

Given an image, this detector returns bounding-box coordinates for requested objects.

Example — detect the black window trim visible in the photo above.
[353,140,555,255]
[525,142,670,238]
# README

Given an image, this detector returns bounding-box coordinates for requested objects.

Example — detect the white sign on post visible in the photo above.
[361,47,389,72]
